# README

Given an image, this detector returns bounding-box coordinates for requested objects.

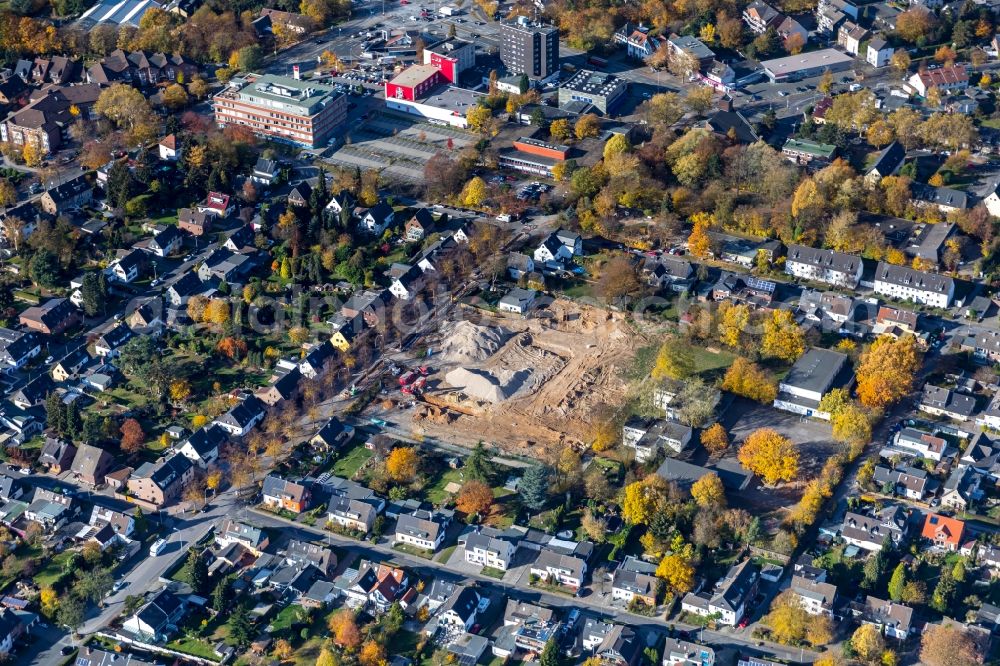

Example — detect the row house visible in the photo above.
[261,474,311,513]
[784,244,863,288]
[530,548,588,590]
[86,49,198,86]
[873,262,955,308]
[465,531,516,571]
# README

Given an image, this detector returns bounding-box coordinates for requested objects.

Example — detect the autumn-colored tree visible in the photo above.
[456,480,493,516]
[700,423,729,455]
[40,587,58,618]
[386,447,419,483]
[206,469,223,492]
[764,591,834,646]
[316,648,338,666]
[169,378,192,404]
[738,428,799,485]
[204,299,231,326]
[162,83,189,110]
[328,609,361,649]
[856,335,920,409]
[920,622,987,666]
[359,640,387,666]
[651,339,694,380]
[761,310,805,361]
[621,475,668,525]
[655,553,695,594]
[120,418,145,453]
[461,176,488,207]
[866,120,895,148]
[691,472,726,508]
[603,134,630,160]
[721,357,778,403]
[550,118,571,141]
[832,403,873,446]
[719,302,751,349]
[22,141,42,168]
[273,638,293,661]
[896,7,935,43]
[891,50,911,76]
[216,337,248,361]
[687,218,714,258]
[851,624,885,665]
[574,113,600,139]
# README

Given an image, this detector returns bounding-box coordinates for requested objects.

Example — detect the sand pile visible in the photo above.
[444,367,508,403]
[439,321,510,364]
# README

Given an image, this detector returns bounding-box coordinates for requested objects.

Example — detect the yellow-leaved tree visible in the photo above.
[690,472,726,508]
[700,423,729,454]
[856,335,920,409]
[655,552,695,594]
[721,357,778,403]
[651,338,694,380]
[761,309,805,361]
[738,428,799,485]
[385,447,419,483]
[620,475,668,525]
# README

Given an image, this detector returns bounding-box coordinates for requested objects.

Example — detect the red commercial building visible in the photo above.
[385,65,444,101]
[423,38,475,83]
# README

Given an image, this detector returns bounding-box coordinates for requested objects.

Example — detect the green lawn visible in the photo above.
[481,566,506,579]
[165,637,220,661]
[331,441,374,478]
[690,347,737,377]
[424,467,465,505]
[436,545,457,563]
[33,550,76,588]
[270,604,311,635]
[393,542,435,559]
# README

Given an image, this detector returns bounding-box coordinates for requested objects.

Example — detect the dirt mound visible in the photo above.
[438,321,511,365]
[444,367,509,403]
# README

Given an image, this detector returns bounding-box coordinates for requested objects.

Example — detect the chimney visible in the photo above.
[292,64,301,80]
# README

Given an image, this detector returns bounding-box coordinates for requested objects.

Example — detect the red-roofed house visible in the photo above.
[159,134,179,161]
[921,513,965,551]
[908,65,969,97]
[198,191,233,217]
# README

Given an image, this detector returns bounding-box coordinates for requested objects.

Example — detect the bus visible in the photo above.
[587,56,608,69]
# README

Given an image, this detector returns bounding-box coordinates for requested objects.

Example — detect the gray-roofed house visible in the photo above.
[126,454,195,508]
[529,548,588,590]
[912,184,970,214]
[465,531,516,571]
[784,244,863,288]
[773,347,851,419]
[919,385,977,421]
[327,495,378,534]
[865,141,905,184]
[681,559,759,626]
[396,509,449,552]
[663,638,715,666]
[857,596,913,639]
[790,575,837,616]
[611,556,659,606]
[213,395,265,437]
[622,417,693,462]
[285,539,338,576]
[217,518,270,555]
[177,425,226,467]
[840,506,909,551]
[498,288,537,315]
[39,437,75,474]
[70,443,113,486]
[940,465,982,511]
[121,588,185,642]
[873,465,930,500]
[873,262,955,308]
[438,585,482,631]
[262,474,311,514]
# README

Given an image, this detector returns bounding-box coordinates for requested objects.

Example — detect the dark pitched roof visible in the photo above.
[869,141,905,176]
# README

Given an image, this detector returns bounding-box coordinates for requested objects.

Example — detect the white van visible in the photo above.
[149,538,167,556]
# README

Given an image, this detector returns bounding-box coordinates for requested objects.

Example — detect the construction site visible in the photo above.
[366,299,644,457]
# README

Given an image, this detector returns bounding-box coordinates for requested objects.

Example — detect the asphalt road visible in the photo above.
[249,509,816,664]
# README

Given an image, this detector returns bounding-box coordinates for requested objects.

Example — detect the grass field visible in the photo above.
[165,637,220,661]
[331,441,373,478]
[423,467,464,505]
[32,551,75,588]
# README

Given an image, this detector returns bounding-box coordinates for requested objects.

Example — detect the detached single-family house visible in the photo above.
[790,575,837,616]
[395,509,449,552]
[858,596,914,639]
[681,559,759,626]
[327,495,377,534]
[177,425,226,467]
[121,588,185,642]
[841,506,909,551]
[262,474,311,514]
[873,465,930,500]
[465,531,516,571]
[158,134,179,161]
[919,385,977,421]
[70,443,113,486]
[530,548,588,590]
[94,323,134,358]
[126,454,195,508]
[146,225,180,257]
[498,288,537,315]
[611,556,659,606]
[213,395,265,437]
[921,513,965,551]
[358,202,395,235]
[178,208,212,237]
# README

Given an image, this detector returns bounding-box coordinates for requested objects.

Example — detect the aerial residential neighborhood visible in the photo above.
[0,0,996,664]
